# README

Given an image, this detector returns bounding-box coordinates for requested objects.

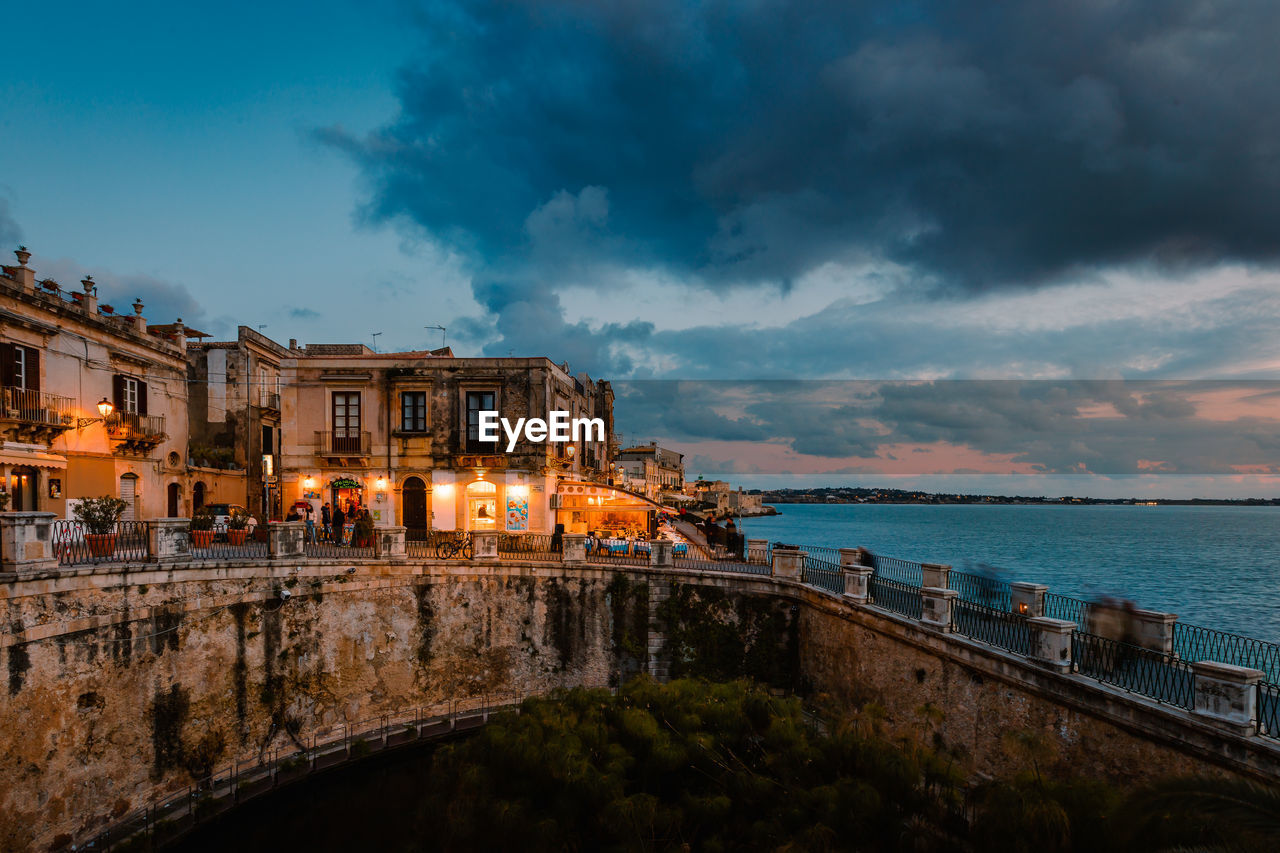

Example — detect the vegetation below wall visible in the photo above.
[172,679,1280,853]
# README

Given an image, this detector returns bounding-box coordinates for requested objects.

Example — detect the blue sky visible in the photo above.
[5,1,1280,496]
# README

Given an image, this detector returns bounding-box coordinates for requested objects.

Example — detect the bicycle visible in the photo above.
[435,531,474,560]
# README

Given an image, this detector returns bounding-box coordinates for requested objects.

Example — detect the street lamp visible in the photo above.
[77,398,115,429]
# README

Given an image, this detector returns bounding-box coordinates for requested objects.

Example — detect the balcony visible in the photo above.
[106,412,167,454]
[316,431,371,465]
[255,391,281,413]
[0,386,75,443]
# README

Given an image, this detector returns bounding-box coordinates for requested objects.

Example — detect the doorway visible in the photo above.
[167,482,181,517]
[466,479,497,531]
[8,468,37,511]
[402,476,428,531]
[193,481,206,512]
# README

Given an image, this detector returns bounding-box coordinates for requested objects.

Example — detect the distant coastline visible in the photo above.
[752,487,1280,507]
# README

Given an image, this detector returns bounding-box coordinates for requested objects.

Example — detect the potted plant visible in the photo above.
[226,508,250,546]
[191,507,216,548]
[73,496,128,557]
[0,491,9,511]
[353,512,374,548]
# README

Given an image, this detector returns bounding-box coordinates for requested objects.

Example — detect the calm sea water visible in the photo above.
[741,504,1280,642]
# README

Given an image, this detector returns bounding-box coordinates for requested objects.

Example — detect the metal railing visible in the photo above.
[0,386,75,425]
[1044,592,1092,626]
[1073,631,1194,709]
[189,524,267,560]
[303,539,374,559]
[106,412,166,438]
[256,392,280,410]
[586,544,649,566]
[950,569,1012,610]
[315,431,371,455]
[952,599,1034,656]
[77,694,522,851]
[497,533,559,561]
[673,555,771,576]
[868,553,924,587]
[1173,621,1280,687]
[802,555,844,594]
[1259,682,1280,740]
[53,520,149,566]
[869,574,923,619]
[403,530,472,560]
[775,542,843,565]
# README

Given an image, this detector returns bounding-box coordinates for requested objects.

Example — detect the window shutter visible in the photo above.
[0,344,14,388]
[112,374,125,411]
[22,347,39,392]
[137,381,149,415]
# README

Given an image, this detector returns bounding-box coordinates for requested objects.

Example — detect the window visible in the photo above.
[465,390,497,452]
[112,374,147,415]
[400,392,427,432]
[332,392,361,452]
[0,344,39,391]
[13,347,25,390]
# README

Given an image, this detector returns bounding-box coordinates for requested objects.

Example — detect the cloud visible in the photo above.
[30,255,207,328]
[289,307,322,320]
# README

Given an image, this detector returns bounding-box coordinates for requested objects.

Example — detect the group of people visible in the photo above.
[283,500,371,545]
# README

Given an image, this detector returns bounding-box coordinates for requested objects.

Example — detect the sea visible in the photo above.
[740,503,1280,643]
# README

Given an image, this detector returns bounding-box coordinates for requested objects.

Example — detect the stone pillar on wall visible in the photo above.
[649,539,673,567]
[843,564,873,603]
[472,530,499,561]
[374,526,406,561]
[921,587,958,631]
[771,549,805,581]
[1191,661,1264,735]
[837,547,862,568]
[747,539,768,564]
[147,518,191,564]
[268,522,306,559]
[1010,582,1048,617]
[0,511,58,574]
[921,562,951,589]
[562,533,587,564]
[1027,617,1075,672]
[1131,609,1177,655]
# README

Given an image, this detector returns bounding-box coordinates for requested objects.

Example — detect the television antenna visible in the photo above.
[371,332,382,353]
[425,324,446,348]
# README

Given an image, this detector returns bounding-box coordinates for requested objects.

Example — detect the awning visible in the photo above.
[0,450,67,470]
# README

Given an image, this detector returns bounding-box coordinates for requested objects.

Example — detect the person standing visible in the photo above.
[321,503,332,542]
[304,503,316,543]
[332,504,346,546]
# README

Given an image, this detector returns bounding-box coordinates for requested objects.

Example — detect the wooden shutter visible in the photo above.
[112,375,125,411]
[119,476,137,521]
[137,380,148,415]
[22,347,39,392]
[0,344,14,388]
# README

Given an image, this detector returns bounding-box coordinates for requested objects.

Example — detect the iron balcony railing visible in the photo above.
[53,519,150,566]
[1,386,76,426]
[315,431,371,455]
[257,391,280,410]
[107,412,167,438]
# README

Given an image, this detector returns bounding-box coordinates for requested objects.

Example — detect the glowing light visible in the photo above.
[96,398,114,418]
[303,476,316,489]
[376,476,388,491]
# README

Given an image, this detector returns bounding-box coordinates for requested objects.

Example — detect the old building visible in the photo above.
[616,442,685,500]
[186,327,290,517]
[279,344,615,532]
[0,247,191,519]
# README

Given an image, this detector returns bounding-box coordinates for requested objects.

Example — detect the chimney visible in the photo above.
[132,297,146,334]
[289,338,297,350]
[79,276,99,314]
[11,247,34,290]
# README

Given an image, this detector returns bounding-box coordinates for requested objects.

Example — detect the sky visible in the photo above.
[4,0,1280,497]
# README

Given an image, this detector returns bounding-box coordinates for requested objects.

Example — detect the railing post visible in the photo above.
[268,521,307,559]
[561,533,586,565]
[842,564,873,603]
[1191,661,1264,735]
[0,511,58,573]
[747,538,768,565]
[837,547,861,568]
[921,562,950,589]
[1131,609,1177,655]
[147,518,192,565]
[471,530,499,561]
[771,548,805,581]
[374,525,406,561]
[1010,582,1048,617]
[649,539,673,567]
[921,587,958,631]
[1027,617,1075,672]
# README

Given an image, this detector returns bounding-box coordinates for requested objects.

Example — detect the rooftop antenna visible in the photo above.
[425,324,446,348]
[371,332,382,353]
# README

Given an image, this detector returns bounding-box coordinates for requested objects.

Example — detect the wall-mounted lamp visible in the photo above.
[1017,602,1029,615]
[76,398,115,429]
[303,476,316,489]
[375,476,388,491]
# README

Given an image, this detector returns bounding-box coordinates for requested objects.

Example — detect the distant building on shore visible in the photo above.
[615,441,684,501]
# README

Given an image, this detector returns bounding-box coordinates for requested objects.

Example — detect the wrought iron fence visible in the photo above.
[1259,682,1280,740]
[950,569,1012,611]
[0,386,75,425]
[868,553,924,587]
[404,530,472,560]
[1044,592,1092,627]
[303,540,374,559]
[189,523,267,561]
[869,574,923,619]
[1173,622,1280,687]
[673,556,771,576]
[53,520,149,566]
[1073,631,1194,709]
[497,533,559,561]
[952,599,1034,656]
[106,412,166,438]
[315,430,371,456]
[775,542,843,564]
[802,555,844,594]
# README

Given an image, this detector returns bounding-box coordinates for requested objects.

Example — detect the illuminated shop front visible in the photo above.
[554,481,662,537]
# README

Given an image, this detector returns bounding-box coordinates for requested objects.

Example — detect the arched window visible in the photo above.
[466,479,497,530]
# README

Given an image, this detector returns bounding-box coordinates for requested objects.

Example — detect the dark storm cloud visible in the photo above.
[325,0,1280,294]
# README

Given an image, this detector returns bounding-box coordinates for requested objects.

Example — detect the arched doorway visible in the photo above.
[192,481,206,512]
[119,473,139,521]
[8,468,37,511]
[167,482,181,517]
[465,479,497,531]
[402,476,428,532]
